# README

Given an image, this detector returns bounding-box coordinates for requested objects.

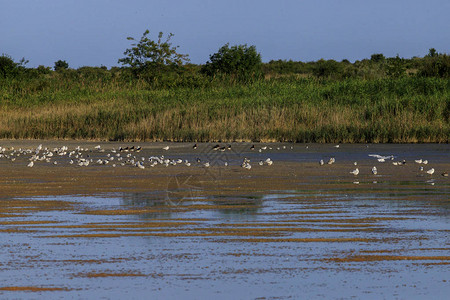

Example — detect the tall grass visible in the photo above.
[0,73,448,142]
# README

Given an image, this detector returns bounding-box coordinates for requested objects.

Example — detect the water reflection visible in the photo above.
[119,190,264,220]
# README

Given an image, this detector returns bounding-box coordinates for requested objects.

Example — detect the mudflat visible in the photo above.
[0,141,449,299]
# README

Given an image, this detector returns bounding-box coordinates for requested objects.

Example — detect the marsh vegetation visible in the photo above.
[1,32,449,143]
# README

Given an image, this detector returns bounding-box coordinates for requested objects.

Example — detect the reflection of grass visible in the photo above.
[0,286,71,292]
[327,255,450,262]
[75,271,146,278]
[1,76,448,142]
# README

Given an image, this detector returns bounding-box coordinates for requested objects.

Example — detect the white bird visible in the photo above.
[426,168,435,175]
[415,159,423,164]
[372,166,377,175]
[319,159,324,166]
[334,144,340,148]
[27,161,34,168]
[204,162,210,168]
[354,162,358,166]
[422,160,428,165]
[163,146,169,151]
[350,168,359,175]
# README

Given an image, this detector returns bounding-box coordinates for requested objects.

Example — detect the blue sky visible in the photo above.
[1,0,449,68]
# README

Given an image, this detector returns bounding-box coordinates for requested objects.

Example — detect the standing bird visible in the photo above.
[372,166,377,175]
[426,168,435,175]
[193,143,197,149]
[350,168,359,175]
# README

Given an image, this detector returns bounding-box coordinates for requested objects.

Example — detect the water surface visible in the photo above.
[0,142,448,299]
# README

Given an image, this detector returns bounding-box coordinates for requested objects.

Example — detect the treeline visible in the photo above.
[1,49,449,86]
[1,29,449,90]
[263,50,450,80]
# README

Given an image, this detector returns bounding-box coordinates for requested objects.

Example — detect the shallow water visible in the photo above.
[0,142,449,299]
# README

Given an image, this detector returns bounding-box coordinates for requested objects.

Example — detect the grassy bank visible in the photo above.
[0,74,449,142]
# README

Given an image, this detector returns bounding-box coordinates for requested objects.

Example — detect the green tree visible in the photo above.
[426,48,438,58]
[0,54,28,78]
[202,43,262,81]
[370,53,385,63]
[54,60,69,71]
[118,29,189,72]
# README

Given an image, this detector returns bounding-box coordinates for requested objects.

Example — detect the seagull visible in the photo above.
[27,161,34,168]
[369,154,394,161]
[415,159,423,164]
[327,157,335,165]
[372,166,377,175]
[193,144,197,149]
[442,172,448,177]
[350,168,359,175]
[334,144,340,148]
[319,159,324,166]
[422,160,428,165]
[426,168,435,175]
[163,146,169,151]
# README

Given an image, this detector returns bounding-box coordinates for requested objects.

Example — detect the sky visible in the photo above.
[1,0,449,68]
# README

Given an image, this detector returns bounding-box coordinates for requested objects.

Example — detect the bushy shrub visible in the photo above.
[202,43,263,82]
[418,54,450,78]
[54,60,69,71]
[0,54,27,78]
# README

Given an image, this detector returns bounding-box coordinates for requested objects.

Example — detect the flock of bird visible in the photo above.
[0,143,277,170]
[340,153,446,181]
[0,143,447,179]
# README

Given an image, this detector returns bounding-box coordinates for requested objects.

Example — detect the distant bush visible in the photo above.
[311,59,343,78]
[202,43,263,82]
[263,60,309,75]
[54,60,69,71]
[0,54,27,78]
[418,52,450,78]
[385,55,406,78]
